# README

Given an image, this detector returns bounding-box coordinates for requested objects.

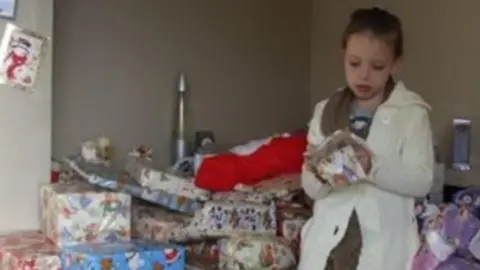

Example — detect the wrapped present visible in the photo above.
[411,230,456,270]
[186,257,218,270]
[218,235,296,270]
[276,206,310,253]
[437,256,480,269]
[189,201,276,237]
[125,147,210,201]
[453,187,480,208]
[0,230,61,270]
[132,205,198,243]
[415,202,480,259]
[440,204,480,258]
[211,191,273,205]
[64,156,203,213]
[234,174,301,199]
[453,187,480,218]
[304,130,372,187]
[40,182,131,247]
[185,241,219,263]
[80,137,112,166]
[124,146,155,186]
[60,239,186,269]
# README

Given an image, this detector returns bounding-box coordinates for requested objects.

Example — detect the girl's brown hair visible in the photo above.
[341,7,403,58]
[319,7,402,138]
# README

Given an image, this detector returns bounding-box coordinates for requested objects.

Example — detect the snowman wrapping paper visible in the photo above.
[0,23,48,90]
[40,182,131,247]
[60,239,185,270]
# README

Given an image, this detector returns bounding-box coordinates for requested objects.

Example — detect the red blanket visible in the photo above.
[195,132,307,191]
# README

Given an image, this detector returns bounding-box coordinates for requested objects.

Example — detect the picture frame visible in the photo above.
[0,23,49,91]
[0,0,17,20]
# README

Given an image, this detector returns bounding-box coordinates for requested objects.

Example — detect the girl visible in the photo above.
[299,7,434,270]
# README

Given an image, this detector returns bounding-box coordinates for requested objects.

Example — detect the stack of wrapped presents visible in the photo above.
[411,188,480,269]
[0,132,310,269]
[0,179,186,269]
[6,130,480,269]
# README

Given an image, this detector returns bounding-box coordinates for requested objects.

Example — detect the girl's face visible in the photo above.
[344,32,400,100]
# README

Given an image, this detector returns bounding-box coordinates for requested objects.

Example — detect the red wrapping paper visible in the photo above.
[0,230,61,270]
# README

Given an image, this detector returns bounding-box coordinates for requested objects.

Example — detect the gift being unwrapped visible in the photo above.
[305,130,372,187]
[125,147,210,201]
[217,235,296,270]
[132,204,198,243]
[0,230,61,270]
[60,239,186,269]
[189,200,276,237]
[40,182,131,247]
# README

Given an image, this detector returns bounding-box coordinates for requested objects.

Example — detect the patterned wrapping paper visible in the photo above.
[0,230,61,270]
[217,235,296,270]
[60,239,186,270]
[189,200,277,238]
[437,256,480,269]
[40,181,131,247]
[186,257,218,270]
[453,187,480,218]
[234,174,301,198]
[439,204,480,258]
[411,234,456,270]
[132,205,198,243]
[185,241,219,263]
[125,154,210,201]
[276,206,311,254]
[413,201,480,267]
[211,191,274,205]
[64,156,203,213]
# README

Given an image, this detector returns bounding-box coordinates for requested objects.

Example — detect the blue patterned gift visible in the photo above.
[40,182,131,247]
[64,156,203,213]
[60,239,186,270]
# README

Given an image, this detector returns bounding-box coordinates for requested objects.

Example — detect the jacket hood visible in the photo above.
[382,81,431,110]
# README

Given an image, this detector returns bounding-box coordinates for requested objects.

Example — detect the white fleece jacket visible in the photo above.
[298,81,434,270]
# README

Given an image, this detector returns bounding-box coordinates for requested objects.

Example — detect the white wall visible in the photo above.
[0,1,52,231]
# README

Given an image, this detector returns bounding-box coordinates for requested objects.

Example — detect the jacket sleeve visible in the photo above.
[302,100,332,200]
[371,106,434,198]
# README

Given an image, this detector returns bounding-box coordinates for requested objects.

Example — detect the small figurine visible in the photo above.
[80,136,112,166]
[128,145,153,160]
[97,136,112,162]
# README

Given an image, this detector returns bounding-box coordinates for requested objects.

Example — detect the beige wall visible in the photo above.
[310,0,480,161]
[0,1,52,231]
[53,0,312,167]
[54,1,480,166]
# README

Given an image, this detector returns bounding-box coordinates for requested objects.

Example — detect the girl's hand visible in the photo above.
[332,174,349,186]
[303,163,329,185]
[312,165,329,185]
[354,147,372,174]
